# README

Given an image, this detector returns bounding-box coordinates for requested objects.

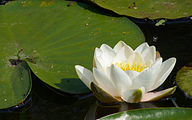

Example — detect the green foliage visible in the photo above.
[176,65,192,96]
[0,61,31,109]
[87,0,192,19]
[99,108,192,120]
[0,0,144,108]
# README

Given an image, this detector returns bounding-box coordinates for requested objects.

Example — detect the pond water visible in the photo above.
[0,0,192,119]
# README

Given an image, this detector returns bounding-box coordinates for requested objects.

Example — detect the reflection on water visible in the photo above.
[0,20,192,120]
[85,100,177,120]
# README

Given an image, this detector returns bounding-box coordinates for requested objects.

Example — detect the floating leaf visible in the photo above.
[0,0,145,97]
[87,0,192,19]
[0,61,31,109]
[176,64,192,97]
[98,108,192,120]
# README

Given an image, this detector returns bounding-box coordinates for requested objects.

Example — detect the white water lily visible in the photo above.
[75,41,176,103]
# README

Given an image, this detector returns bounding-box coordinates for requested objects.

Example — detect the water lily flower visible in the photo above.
[75,41,176,103]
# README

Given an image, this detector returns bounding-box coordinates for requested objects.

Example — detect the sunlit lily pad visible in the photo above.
[86,0,192,19]
[98,107,192,120]
[0,0,145,106]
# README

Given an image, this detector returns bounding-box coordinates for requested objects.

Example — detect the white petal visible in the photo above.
[94,48,105,66]
[150,57,162,72]
[145,59,153,67]
[112,46,135,64]
[123,45,134,58]
[93,67,119,97]
[75,65,95,89]
[130,58,162,92]
[130,68,154,91]
[121,87,145,103]
[134,42,149,54]
[109,65,132,94]
[112,47,127,64]
[95,55,108,71]
[100,44,116,55]
[100,52,116,65]
[94,53,105,73]
[149,57,176,91]
[94,47,102,57]
[141,46,156,63]
[94,47,116,69]
[127,52,145,65]
[125,70,139,80]
[114,41,133,53]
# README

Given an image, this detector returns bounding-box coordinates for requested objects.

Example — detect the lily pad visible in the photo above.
[98,108,192,120]
[87,0,192,19]
[176,63,192,97]
[0,60,32,109]
[0,0,145,101]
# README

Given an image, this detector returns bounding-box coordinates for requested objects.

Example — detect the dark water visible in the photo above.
[1,1,192,119]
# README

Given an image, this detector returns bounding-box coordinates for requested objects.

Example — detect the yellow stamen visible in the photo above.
[115,63,120,68]
[114,62,146,73]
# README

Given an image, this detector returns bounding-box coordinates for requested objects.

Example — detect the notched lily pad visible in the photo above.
[9,59,22,66]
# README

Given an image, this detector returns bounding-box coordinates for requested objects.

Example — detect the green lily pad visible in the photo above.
[87,0,192,19]
[0,60,32,109]
[176,64,192,97]
[98,108,192,120]
[0,0,145,100]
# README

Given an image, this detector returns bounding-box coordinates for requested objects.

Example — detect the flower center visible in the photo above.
[115,62,145,73]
